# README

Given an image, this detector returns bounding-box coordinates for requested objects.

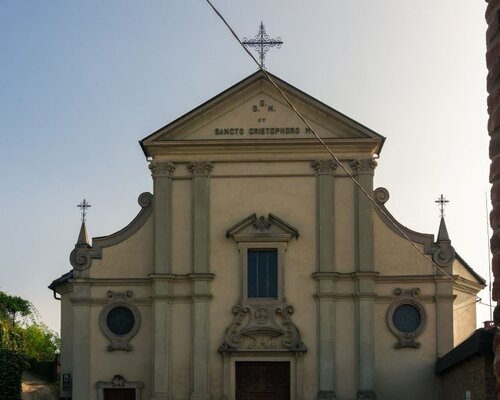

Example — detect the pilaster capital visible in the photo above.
[149,161,176,178]
[188,161,214,177]
[311,159,338,175]
[350,159,377,175]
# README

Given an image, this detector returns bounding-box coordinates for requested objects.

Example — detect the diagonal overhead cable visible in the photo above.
[205,0,484,302]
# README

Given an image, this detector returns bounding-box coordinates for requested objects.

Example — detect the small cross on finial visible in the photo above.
[243,22,283,69]
[435,194,449,219]
[77,199,91,222]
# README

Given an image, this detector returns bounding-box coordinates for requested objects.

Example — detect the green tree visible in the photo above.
[0,311,28,400]
[0,291,59,399]
[0,291,32,326]
[22,323,59,362]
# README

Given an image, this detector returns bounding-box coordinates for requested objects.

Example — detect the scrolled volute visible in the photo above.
[432,244,455,267]
[374,187,390,204]
[137,192,153,208]
[70,246,92,271]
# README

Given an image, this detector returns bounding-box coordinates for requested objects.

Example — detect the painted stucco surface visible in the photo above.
[52,71,484,400]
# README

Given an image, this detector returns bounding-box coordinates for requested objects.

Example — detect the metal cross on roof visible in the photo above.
[243,22,283,69]
[77,198,91,222]
[435,194,449,219]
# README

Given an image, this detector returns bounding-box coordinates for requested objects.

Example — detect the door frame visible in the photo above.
[95,375,144,400]
[223,354,304,400]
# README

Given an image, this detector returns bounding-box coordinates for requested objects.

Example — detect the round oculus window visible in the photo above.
[392,304,421,333]
[106,306,135,336]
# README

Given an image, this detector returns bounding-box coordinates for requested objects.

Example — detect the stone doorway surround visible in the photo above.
[236,361,290,400]
[223,355,302,400]
[95,375,143,400]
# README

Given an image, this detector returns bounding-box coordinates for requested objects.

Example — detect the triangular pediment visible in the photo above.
[140,71,384,157]
[226,213,299,242]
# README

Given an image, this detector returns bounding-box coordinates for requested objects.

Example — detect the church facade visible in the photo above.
[50,71,485,400]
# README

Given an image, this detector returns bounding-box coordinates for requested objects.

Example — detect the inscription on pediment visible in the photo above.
[174,93,342,141]
[213,97,312,138]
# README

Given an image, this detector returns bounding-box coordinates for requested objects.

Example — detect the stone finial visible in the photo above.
[432,217,455,268]
[76,221,90,246]
[188,161,214,177]
[436,217,450,243]
[350,159,377,175]
[70,221,92,271]
[311,159,338,175]
[149,161,176,178]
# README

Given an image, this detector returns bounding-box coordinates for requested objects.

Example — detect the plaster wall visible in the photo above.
[374,301,438,400]
[209,169,318,398]
[88,301,152,400]
[453,289,478,346]
[90,216,154,279]
[374,214,430,276]
[453,258,478,282]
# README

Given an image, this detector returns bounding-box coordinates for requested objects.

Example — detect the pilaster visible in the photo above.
[434,277,454,357]
[312,159,337,400]
[188,161,213,400]
[150,160,176,400]
[71,284,90,400]
[351,159,377,400]
[351,159,376,272]
[59,290,73,398]
[150,161,176,274]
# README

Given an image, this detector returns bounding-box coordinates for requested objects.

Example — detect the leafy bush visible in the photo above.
[0,320,28,400]
[0,291,60,397]
[23,323,59,362]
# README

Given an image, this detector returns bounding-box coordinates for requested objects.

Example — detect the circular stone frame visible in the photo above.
[386,298,426,349]
[99,299,141,351]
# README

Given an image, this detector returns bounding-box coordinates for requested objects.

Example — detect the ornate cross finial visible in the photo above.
[243,22,283,69]
[435,194,449,218]
[77,198,91,222]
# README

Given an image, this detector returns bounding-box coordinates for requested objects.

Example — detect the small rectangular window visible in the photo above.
[247,249,278,298]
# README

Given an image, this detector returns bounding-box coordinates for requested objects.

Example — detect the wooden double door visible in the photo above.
[103,388,135,400]
[236,361,290,400]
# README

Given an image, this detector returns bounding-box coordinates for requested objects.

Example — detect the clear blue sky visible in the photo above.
[0,1,490,331]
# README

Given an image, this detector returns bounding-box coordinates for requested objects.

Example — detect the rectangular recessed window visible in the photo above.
[248,249,278,298]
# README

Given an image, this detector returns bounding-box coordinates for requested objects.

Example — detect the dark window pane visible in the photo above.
[106,306,135,336]
[248,251,258,298]
[392,304,421,333]
[248,249,277,298]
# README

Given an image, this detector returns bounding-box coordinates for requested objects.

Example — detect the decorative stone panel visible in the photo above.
[99,291,141,351]
[219,302,307,354]
[387,288,426,349]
